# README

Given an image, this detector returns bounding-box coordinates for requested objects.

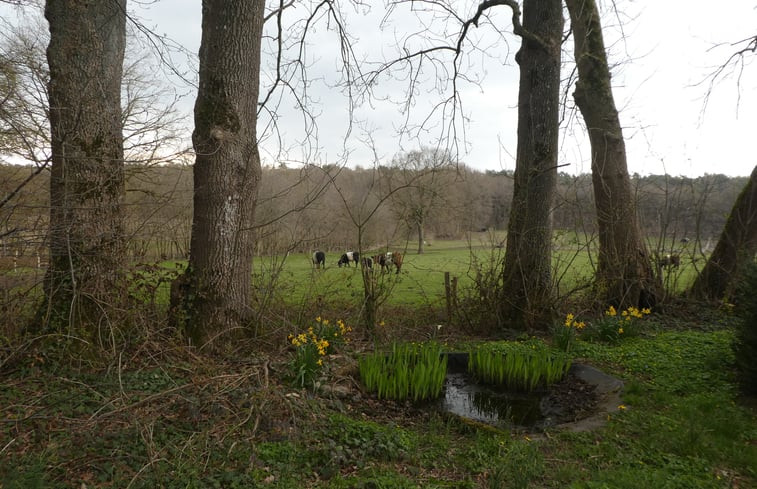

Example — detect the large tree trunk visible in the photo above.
[565,0,658,309]
[500,0,563,331]
[178,0,265,346]
[690,165,757,300]
[42,0,127,331]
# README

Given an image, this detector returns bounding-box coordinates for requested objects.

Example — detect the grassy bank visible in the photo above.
[1,313,755,488]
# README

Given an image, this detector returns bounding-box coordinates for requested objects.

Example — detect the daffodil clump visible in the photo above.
[584,305,652,344]
[288,317,351,388]
[552,313,586,352]
[314,316,351,354]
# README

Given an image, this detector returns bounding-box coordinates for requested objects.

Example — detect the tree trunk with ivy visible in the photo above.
[499,0,563,331]
[175,0,265,346]
[41,0,127,332]
[565,0,659,310]
[689,165,757,301]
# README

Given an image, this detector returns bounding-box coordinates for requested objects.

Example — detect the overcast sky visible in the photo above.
[4,1,757,177]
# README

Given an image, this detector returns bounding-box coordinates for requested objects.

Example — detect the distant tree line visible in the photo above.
[0,162,747,263]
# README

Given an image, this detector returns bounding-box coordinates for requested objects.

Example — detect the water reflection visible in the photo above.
[440,371,545,428]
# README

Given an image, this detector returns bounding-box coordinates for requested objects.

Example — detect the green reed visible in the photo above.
[359,341,448,402]
[468,341,571,392]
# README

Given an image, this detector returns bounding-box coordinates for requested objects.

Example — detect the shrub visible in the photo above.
[359,341,448,402]
[733,260,757,394]
[468,340,571,391]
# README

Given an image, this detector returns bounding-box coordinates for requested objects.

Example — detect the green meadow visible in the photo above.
[248,234,699,311]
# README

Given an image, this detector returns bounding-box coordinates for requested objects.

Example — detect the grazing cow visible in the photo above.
[372,253,389,272]
[361,257,373,269]
[658,253,681,269]
[389,251,403,274]
[337,251,360,267]
[375,251,404,274]
[312,250,326,269]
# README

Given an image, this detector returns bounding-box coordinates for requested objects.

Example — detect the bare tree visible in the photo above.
[0,13,50,168]
[565,0,658,310]
[41,0,128,331]
[327,155,420,334]
[385,148,456,254]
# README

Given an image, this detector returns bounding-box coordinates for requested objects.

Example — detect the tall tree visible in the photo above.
[689,165,757,301]
[499,0,564,330]
[178,0,265,346]
[42,0,127,330]
[565,0,658,309]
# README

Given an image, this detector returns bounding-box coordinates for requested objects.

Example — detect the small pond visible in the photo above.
[437,353,547,429]
[435,353,616,431]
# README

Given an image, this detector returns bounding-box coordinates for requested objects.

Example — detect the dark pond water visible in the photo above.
[436,353,547,429]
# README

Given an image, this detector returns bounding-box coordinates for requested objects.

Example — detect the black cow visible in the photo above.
[337,251,360,267]
[312,250,326,269]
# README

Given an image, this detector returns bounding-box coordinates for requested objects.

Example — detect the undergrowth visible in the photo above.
[1,313,755,488]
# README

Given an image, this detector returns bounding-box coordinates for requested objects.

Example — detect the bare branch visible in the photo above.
[699,35,757,115]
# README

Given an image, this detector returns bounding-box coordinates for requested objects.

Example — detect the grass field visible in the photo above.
[249,235,700,312]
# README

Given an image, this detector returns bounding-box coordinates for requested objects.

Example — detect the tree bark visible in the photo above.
[500,0,563,331]
[178,0,265,346]
[689,165,757,300]
[565,0,658,309]
[42,0,127,331]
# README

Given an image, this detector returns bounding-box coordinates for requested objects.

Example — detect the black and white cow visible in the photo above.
[312,250,326,269]
[337,251,360,267]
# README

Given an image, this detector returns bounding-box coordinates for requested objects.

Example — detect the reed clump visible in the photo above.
[359,341,448,402]
[468,341,571,392]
